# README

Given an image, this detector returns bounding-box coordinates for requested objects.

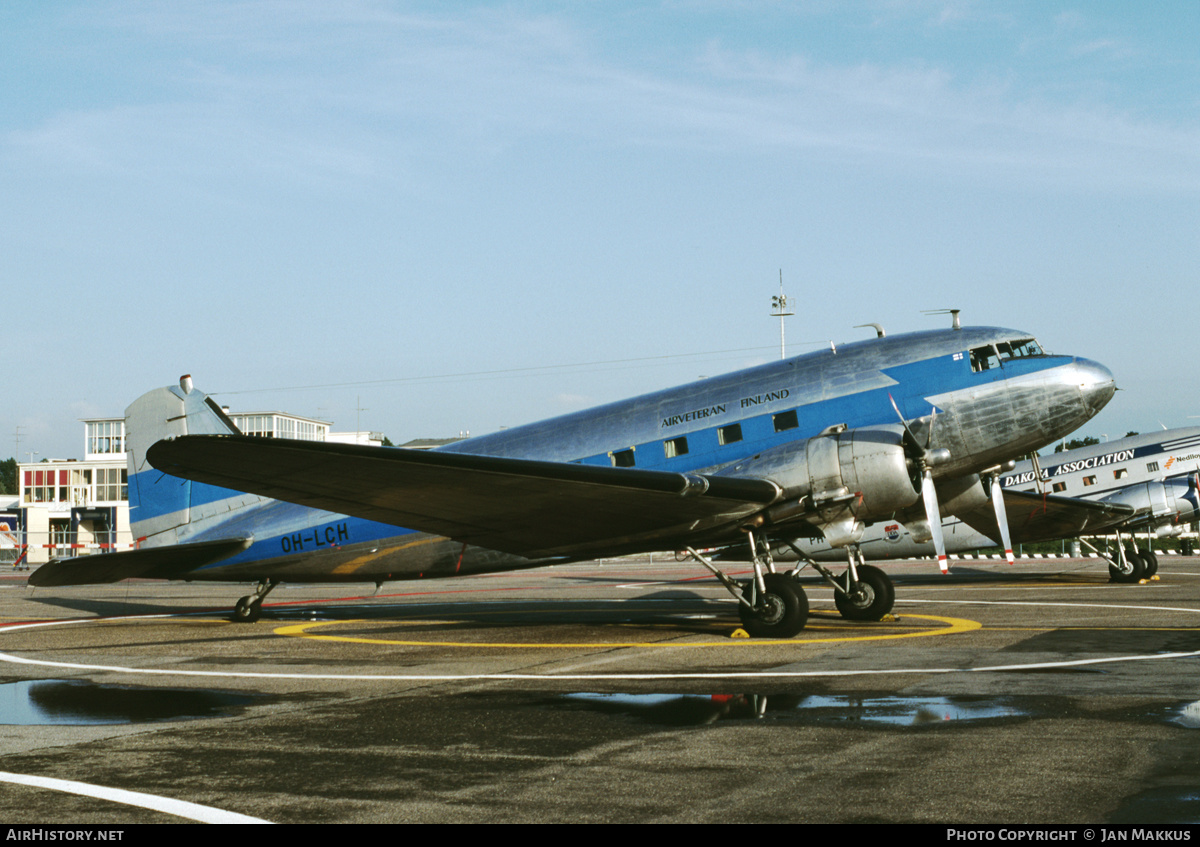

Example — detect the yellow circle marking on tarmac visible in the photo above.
[272,612,980,647]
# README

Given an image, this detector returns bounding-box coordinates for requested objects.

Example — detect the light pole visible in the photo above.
[770,270,794,360]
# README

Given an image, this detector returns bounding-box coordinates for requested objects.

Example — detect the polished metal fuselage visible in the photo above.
[135,326,1115,583]
[442,326,1113,486]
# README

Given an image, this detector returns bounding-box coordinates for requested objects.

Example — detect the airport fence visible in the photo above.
[1,530,136,571]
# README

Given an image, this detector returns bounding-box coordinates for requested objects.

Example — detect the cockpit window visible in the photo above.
[969,346,1000,372]
[969,338,1043,372]
[996,338,1043,359]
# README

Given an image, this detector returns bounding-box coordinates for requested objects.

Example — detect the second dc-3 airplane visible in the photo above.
[31,316,1115,637]
[776,428,1200,583]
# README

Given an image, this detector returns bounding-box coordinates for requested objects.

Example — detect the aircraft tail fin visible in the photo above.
[125,375,259,547]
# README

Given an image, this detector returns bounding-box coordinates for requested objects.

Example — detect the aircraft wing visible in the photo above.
[146,436,782,558]
[956,488,1136,545]
[28,537,253,587]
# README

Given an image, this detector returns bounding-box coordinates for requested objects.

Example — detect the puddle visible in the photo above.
[1169,700,1200,729]
[1109,788,1200,824]
[559,693,1031,727]
[0,680,259,725]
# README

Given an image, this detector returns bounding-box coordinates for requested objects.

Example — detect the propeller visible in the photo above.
[989,473,1016,566]
[921,471,949,574]
[889,394,952,573]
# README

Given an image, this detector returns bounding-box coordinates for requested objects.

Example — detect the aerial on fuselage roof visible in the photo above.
[32,318,1115,637]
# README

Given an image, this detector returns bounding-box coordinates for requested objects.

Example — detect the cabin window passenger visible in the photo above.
[1082,475,1097,487]
[1147,462,1159,473]
[773,410,799,432]
[1052,482,1067,493]
[610,448,635,468]
[718,423,743,445]
[1113,468,1128,479]
[664,437,688,459]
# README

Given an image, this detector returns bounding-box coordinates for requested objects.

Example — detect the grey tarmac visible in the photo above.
[1,554,1199,824]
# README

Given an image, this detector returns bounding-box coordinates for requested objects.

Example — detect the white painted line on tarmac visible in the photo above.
[0,771,271,824]
[0,614,1198,681]
[896,598,1200,615]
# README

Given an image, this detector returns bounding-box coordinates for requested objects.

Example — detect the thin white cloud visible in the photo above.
[6,3,1196,197]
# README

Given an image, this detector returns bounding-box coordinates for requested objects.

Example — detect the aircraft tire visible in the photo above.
[1140,549,1159,577]
[232,596,262,624]
[739,574,808,638]
[1108,553,1146,584]
[834,564,895,621]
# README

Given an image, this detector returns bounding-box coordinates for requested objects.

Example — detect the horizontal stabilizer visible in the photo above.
[28,537,252,587]
[957,488,1135,545]
[147,435,781,558]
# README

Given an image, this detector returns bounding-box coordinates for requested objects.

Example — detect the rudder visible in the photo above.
[125,375,253,547]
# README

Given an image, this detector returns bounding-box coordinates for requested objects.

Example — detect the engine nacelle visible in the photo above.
[715,423,921,540]
[1099,475,1200,531]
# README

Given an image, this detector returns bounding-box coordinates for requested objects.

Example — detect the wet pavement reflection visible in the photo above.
[0,679,261,725]
[559,692,1033,727]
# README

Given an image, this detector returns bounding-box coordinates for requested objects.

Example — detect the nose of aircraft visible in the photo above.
[1074,358,1116,413]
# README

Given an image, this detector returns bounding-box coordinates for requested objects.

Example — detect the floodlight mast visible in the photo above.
[770,269,795,360]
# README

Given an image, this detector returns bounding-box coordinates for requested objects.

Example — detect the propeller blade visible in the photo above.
[887,393,921,450]
[922,469,949,574]
[989,474,1015,566]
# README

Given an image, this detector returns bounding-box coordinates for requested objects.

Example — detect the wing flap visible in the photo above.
[957,488,1136,545]
[147,435,781,558]
[28,537,252,587]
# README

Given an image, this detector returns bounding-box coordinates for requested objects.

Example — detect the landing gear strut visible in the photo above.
[231,579,279,623]
[784,542,896,622]
[684,533,897,637]
[686,530,809,638]
[1081,534,1148,584]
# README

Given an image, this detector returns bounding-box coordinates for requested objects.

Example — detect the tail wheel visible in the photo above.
[738,573,809,638]
[834,564,895,621]
[232,596,262,624]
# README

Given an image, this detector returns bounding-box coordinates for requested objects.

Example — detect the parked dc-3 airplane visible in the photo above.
[30,319,1115,637]
[777,428,1200,583]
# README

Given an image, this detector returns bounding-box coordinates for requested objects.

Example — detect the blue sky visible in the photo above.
[2,1,1197,459]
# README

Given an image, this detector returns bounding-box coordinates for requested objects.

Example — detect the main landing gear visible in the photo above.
[231,579,279,623]
[685,532,896,638]
[1080,533,1157,584]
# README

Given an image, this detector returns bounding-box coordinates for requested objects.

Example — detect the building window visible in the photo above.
[1147,462,1159,473]
[718,424,743,445]
[94,467,127,502]
[25,469,68,503]
[86,420,125,456]
[610,448,635,468]
[1113,468,1128,480]
[237,414,274,437]
[773,410,799,432]
[663,437,688,459]
[1082,475,1097,487]
[1052,482,1067,493]
[231,413,327,441]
